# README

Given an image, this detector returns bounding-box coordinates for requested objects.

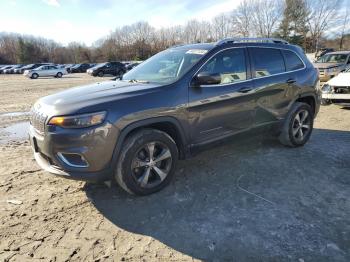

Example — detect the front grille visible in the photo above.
[334,86,350,94]
[30,108,47,134]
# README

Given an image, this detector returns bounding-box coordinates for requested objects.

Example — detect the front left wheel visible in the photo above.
[115,129,178,195]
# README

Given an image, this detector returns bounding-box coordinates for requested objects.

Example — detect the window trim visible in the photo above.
[191,47,252,88]
[248,46,306,80]
[281,49,305,72]
[191,46,307,88]
[249,47,287,78]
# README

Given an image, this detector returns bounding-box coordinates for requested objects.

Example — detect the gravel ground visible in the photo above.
[0,74,349,261]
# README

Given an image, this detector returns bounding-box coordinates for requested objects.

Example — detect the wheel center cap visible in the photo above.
[149,160,155,167]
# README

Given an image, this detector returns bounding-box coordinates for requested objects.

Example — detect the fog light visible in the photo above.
[57,152,89,168]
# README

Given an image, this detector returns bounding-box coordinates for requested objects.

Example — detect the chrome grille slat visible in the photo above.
[30,108,47,134]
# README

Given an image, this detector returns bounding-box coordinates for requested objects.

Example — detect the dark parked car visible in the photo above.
[70,63,93,73]
[87,62,126,77]
[126,62,141,71]
[29,38,320,195]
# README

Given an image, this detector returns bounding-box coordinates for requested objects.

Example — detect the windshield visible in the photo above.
[316,54,348,63]
[122,48,208,84]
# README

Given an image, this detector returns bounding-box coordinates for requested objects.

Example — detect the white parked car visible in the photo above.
[24,65,67,79]
[321,67,350,107]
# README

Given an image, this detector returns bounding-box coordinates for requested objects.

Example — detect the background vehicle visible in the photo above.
[30,38,320,195]
[313,51,350,82]
[126,62,142,71]
[87,62,126,77]
[4,64,24,74]
[64,64,75,73]
[70,63,93,73]
[0,65,14,74]
[15,63,53,74]
[24,65,67,79]
[321,66,350,107]
[315,48,335,59]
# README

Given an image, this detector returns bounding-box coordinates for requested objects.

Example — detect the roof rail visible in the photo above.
[216,37,289,46]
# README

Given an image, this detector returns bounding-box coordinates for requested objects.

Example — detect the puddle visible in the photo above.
[0,122,30,144]
[0,111,30,118]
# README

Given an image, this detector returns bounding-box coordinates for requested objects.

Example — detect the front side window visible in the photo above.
[198,48,247,84]
[250,48,285,78]
[122,48,208,84]
[283,50,304,71]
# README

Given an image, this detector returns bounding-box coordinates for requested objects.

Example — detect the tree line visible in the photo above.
[0,0,348,65]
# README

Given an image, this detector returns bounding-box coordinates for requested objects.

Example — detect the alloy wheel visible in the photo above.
[131,142,172,189]
[292,109,311,142]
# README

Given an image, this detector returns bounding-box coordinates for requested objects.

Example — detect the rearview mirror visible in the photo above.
[193,72,221,87]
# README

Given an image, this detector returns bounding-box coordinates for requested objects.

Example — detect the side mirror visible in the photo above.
[193,72,221,87]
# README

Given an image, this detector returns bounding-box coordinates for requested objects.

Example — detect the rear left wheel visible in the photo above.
[279,102,314,147]
[56,72,63,78]
[115,129,178,195]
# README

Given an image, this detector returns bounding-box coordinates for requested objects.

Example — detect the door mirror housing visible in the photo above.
[193,72,221,87]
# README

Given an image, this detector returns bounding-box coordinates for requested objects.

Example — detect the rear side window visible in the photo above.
[283,50,304,71]
[250,48,285,78]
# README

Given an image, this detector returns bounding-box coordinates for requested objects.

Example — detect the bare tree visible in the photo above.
[250,0,283,37]
[339,6,349,50]
[231,0,252,37]
[306,0,343,52]
[211,13,233,40]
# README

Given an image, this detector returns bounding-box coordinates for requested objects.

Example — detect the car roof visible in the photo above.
[327,51,350,55]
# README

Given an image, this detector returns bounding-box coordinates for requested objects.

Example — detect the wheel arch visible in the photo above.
[296,94,316,115]
[110,117,189,170]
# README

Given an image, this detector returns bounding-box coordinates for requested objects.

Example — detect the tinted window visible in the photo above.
[283,50,304,71]
[250,48,285,78]
[199,48,247,84]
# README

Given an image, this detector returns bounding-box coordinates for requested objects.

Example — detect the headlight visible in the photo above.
[326,67,338,73]
[322,84,332,93]
[48,111,106,128]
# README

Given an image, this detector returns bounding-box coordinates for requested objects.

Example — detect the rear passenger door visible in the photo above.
[249,47,300,125]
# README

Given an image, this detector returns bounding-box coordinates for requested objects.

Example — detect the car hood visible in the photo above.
[327,72,350,86]
[313,63,343,69]
[36,80,161,116]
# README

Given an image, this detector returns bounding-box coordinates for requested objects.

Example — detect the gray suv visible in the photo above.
[29,38,320,195]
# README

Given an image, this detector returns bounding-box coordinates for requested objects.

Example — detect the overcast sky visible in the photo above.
[0,0,349,46]
[0,0,244,45]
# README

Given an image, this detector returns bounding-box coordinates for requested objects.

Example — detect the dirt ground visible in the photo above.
[0,74,349,261]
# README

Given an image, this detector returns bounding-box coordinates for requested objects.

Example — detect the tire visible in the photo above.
[98,71,104,77]
[279,102,314,147]
[115,129,178,195]
[56,72,63,78]
[31,73,39,79]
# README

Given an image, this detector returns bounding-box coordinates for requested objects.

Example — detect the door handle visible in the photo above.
[238,87,253,93]
[286,78,296,84]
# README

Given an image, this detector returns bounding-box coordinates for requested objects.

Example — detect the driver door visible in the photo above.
[188,48,255,144]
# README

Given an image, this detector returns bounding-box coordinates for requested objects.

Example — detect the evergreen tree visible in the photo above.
[278,0,309,47]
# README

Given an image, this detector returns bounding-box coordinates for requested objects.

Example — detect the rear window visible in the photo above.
[283,50,304,71]
[250,48,285,78]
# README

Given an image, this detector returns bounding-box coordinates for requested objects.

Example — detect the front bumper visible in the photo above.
[29,121,119,182]
[321,93,350,106]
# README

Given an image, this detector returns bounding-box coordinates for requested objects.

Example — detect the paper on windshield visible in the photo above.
[186,49,208,55]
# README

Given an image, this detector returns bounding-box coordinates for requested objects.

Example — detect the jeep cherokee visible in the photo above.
[29,38,320,195]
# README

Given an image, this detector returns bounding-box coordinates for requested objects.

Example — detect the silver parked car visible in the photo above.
[24,65,67,79]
